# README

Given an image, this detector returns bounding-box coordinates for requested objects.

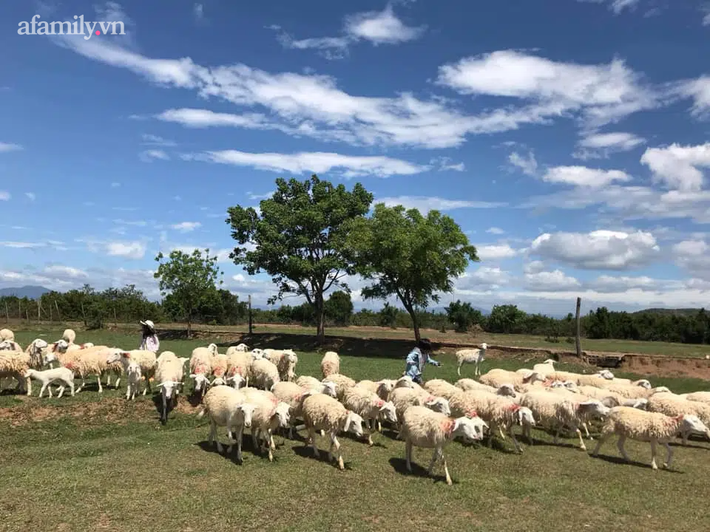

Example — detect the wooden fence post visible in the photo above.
[248,295,253,335]
[575,297,582,358]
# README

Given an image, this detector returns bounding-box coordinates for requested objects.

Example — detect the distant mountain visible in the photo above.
[0,285,51,299]
[632,308,704,317]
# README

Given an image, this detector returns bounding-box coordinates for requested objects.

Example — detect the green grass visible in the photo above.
[2,330,710,531]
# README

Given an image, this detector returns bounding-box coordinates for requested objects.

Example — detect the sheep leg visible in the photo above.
[57,386,65,399]
[663,441,673,469]
[508,425,523,453]
[524,424,534,445]
[105,374,112,387]
[114,374,121,389]
[405,439,413,473]
[377,420,382,432]
[26,376,32,396]
[307,428,319,458]
[582,422,591,439]
[427,448,440,476]
[69,381,75,397]
[457,363,462,377]
[235,426,246,463]
[161,392,168,423]
[209,421,219,451]
[575,426,587,451]
[591,433,609,456]
[681,429,689,446]
[39,383,47,398]
[650,439,658,471]
[498,424,506,440]
[97,373,103,393]
[442,452,453,486]
[332,434,344,470]
[616,435,630,462]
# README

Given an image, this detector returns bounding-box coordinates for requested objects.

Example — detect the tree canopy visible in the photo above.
[154,248,223,337]
[226,175,373,340]
[345,203,478,341]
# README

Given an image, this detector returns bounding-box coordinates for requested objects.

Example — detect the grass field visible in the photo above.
[2,329,710,531]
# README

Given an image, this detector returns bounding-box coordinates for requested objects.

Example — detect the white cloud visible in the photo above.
[587,275,661,292]
[679,76,710,118]
[111,182,121,188]
[577,0,641,15]
[25,192,36,201]
[542,166,632,187]
[436,50,658,129]
[486,227,505,235]
[0,142,22,153]
[0,191,10,201]
[530,230,660,270]
[113,219,147,227]
[476,243,518,261]
[673,239,710,281]
[376,196,506,214]
[247,191,274,201]
[43,265,89,280]
[457,267,511,291]
[703,5,710,26]
[0,241,46,249]
[523,260,546,274]
[508,151,538,176]
[171,221,202,232]
[575,131,645,159]
[106,241,147,259]
[184,150,427,178]
[344,6,425,45]
[193,3,204,21]
[276,34,351,60]
[141,133,177,147]
[640,143,710,192]
[139,149,170,162]
[524,269,581,291]
[431,156,465,172]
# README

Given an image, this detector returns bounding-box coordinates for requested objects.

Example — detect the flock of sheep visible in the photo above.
[2,328,710,484]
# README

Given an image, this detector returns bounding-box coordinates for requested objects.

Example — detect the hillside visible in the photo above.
[633,308,704,317]
[0,285,51,299]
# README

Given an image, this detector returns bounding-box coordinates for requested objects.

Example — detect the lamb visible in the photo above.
[342,386,398,445]
[61,329,76,344]
[293,376,337,399]
[520,391,609,450]
[247,395,292,462]
[225,351,252,388]
[480,369,546,391]
[249,358,281,390]
[423,379,462,400]
[321,351,340,378]
[226,343,249,354]
[189,347,213,396]
[272,382,319,438]
[105,349,157,396]
[401,405,487,485]
[126,362,141,400]
[301,394,365,470]
[264,349,299,382]
[591,407,710,470]
[322,373,356,400]
[455,343,488,376]
[0,332,21,351]
[532,359,557,378]
[155,351,185,423]
[198,386,257,462]
[24,367,75,398]
[482,396,536,453]
[210,354,229,386]
[647,394,710,444]
[0,328,14,342]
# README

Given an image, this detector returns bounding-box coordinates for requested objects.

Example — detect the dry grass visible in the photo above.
[1,330,710,531]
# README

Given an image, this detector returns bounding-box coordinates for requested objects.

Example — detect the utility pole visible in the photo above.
[575,297,582,358]
[248,295,253,335]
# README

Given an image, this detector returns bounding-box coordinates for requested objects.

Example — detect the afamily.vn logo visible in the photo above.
[18,14,126,40]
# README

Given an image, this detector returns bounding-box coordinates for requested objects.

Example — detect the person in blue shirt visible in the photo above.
[403,338,441,384]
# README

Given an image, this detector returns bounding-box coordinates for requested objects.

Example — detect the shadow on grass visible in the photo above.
[195,436,260,464]
[292,443,354,470]
[589,453,685,473]
[388,457,455,485]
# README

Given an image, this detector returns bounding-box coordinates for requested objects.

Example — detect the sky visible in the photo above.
[1,0,710,317]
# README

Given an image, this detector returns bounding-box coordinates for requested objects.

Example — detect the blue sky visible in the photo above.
[1,0,710,316]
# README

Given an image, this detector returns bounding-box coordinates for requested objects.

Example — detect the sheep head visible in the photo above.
[158,381,181,400]
[211,376,227,387]
[190,373,211,392]
[577,400,610,420]
[321,381,337,398]
[517,406,536,427]
[453,416,487,442]
[228,373,246,389]
[274,402,291,428]
[633,379,652,389]
[238,403,257,429]
[680,415,710,438]
[425,397,451,417]
[377,400,398,424]
[344,410,365,438]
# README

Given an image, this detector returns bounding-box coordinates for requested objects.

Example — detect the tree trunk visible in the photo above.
[315,295,325,343]
[402,300,421,342]
[187,311,192,339]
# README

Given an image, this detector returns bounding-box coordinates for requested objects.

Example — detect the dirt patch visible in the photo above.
[175,396,201,415]
[624,355,710,380]
[0,397,155,427]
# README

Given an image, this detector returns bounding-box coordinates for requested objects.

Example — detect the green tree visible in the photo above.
[379,302,399,328]
[324,290,354,326]
[154,248,223,337]
[345,204,478,341]
[445,299,483,333]
[487,304,527,334]
[227,175,373,342]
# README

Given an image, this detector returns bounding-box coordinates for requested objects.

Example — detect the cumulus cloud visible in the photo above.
[574,131,645,159]
[673,239,710,281]
[577,0,642,15]
[105,241,147,259]
[0,191,10,201]
[139,149,170,162]
[508,151,538,176]
[542,166,632,187]
[587,275,662,292]
[376,196,506,214]
[457,267,512,291]
[530,230,660,270]
[184,150,428,178]
[141,133,176,147]
[524,269,581,291]
[640,143,710,192]
[476,243,518,261]
[171,221,201,232]
[486,227,505,235]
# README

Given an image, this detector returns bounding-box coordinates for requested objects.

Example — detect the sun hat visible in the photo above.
[140,320,155,331]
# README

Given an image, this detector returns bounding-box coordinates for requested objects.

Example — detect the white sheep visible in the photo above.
[126,362,141,400]
[301,394,365,470]
[264,349,299,382]
[520,391,609,450]
[272,382,319,438]
[342,386,398,445]
[531,359,557,378]
[647,394,710,444]
[198,386,257,462]
[155,351,185,423]
[389,387,451,437]
[401,405,487,485]
[591,406,710,470]
[295,376,337,398]
[250,358,280,390]
[680,391,710,405]
[24,367,75,398]
[210,353,229,386]
[321,351,340,378]
[46,347,111,393]
[0,350,35,395]
[479,369,546,391]
[322,373,356,400]
[226,343,249,354]
[248,395,292,462]
[0,328,14,342]
[455,343,488,376]
[423,379,462,400]
[105,349,157,396]
[189,347,213,396]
